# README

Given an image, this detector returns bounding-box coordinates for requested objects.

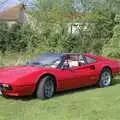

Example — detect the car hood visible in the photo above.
[0,66,44,84]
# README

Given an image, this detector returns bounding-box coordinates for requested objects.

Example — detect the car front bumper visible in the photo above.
[0,84,35,96]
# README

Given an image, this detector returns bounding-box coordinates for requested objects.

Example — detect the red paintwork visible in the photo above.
[0,53,120,96]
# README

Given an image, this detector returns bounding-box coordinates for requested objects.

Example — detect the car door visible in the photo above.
[57,54,81,90]
[58,54,98,91]
[71,64,98,86]
[77,55,98,85]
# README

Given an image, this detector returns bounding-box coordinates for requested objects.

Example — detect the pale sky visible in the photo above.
[0,0,33,11]
[0,0,84,12]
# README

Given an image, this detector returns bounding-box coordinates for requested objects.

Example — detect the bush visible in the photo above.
[102,24,120,58]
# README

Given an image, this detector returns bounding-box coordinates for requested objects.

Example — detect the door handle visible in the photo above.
[89,65,95,70]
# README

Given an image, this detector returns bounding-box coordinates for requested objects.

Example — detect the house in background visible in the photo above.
[0,3,88,35]
[0,4,27,26]
[67,13,88,34]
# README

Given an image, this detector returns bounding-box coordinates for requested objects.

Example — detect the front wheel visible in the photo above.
[98,69,112,88]
[36,76,55,100]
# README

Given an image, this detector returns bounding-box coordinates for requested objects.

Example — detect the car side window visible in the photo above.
[62,55,79,68]
[85,56,96,64]
[79,55,87,66]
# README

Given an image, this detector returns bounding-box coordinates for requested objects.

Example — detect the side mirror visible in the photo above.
[62,62,70,70]
[90,65,95,70]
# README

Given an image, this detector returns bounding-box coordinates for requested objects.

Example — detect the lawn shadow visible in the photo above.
[3,95,36,101]
[112,77,120,86]
[3,86,97,101]
[55,85,97,98]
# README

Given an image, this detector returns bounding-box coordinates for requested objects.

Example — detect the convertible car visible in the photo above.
[0,53,120,99]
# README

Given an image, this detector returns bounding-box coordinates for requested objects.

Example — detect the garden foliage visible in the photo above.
[0,0,120,63]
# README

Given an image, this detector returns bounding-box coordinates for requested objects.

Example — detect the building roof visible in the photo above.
[0,4,25,22]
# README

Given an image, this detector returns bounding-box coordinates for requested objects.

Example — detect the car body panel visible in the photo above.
[0,53,120,96]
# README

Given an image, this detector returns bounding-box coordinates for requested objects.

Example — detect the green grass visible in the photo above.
[0,78,120,120]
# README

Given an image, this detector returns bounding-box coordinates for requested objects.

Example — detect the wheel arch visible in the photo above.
[35,73,57,93]
[99,65,113,79]
[102,66,112,74]
[97,65,113,87]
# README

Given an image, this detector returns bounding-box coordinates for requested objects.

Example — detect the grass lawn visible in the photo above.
[0,77,120,120]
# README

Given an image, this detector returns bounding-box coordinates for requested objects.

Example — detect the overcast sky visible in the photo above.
[0,0,84,12]
[0,0,32,11]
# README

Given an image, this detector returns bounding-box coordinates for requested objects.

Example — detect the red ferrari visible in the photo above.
[0,53,120,99]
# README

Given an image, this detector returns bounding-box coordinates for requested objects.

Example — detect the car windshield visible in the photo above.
[27,53,62,68]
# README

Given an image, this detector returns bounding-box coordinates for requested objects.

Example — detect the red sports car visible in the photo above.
[0,53,120,99]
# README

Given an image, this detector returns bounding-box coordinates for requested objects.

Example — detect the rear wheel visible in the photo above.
[98,68,112,88]
[36,76,55,100]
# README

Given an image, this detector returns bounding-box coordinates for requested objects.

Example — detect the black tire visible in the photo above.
[36,76,55,100]
[98,68,112,88]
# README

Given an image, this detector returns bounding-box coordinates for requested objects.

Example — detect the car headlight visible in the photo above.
[1,84,12,90]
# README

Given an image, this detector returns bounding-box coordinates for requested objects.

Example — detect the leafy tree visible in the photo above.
[0,22,9,54]
[102,15,120,58]
[0,0,119,59]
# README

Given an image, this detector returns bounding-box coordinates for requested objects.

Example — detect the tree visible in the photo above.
[30,0,75,53]
[102,15,120,58]
[0,22,9,54]
[0,0,119,57]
